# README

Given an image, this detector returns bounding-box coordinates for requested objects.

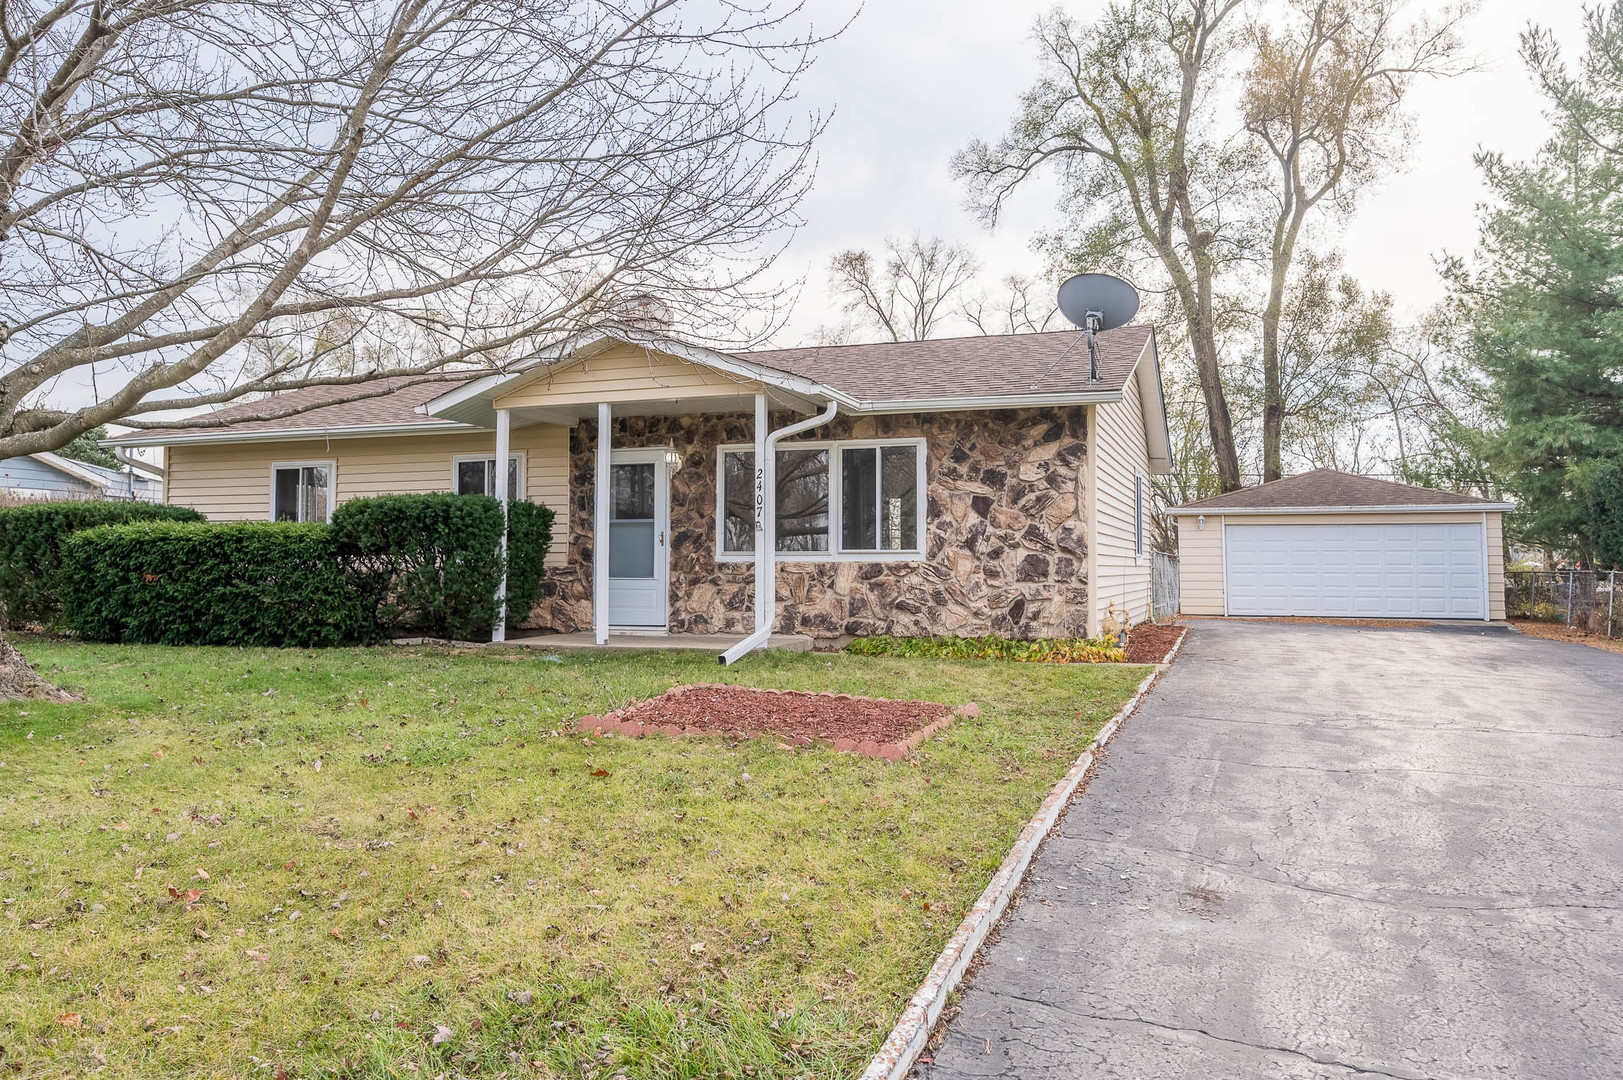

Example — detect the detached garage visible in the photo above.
[1173,469,1512,621]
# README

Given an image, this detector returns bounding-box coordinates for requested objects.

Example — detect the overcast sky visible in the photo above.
[770,0,1587,344]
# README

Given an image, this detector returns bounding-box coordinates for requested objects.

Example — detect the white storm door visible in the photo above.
[606,452,669,629]
[1225,522,1486,619]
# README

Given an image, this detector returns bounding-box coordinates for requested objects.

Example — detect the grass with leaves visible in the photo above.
[0,638,1147,1079]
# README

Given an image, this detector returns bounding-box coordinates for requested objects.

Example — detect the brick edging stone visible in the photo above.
[573,684,973,761]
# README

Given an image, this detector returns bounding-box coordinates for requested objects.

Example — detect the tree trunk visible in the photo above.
[0,613,74,701]
[1261,309,1284,483]
[1186,313,1244,492]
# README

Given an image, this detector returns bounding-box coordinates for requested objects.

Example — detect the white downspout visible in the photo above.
[752,393,769,635]
[720,399,839,666]
[112,447,164,479]
[493,407,511,644]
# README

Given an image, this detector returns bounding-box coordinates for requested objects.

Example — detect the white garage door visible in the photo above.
[1225,522,1486,619]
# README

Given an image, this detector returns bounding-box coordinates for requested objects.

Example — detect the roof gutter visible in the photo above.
[846,389,1123,414]
[1172,502,1515,516]
[103,420,479,448]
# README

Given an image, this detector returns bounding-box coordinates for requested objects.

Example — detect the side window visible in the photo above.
[1135,473,1145,557]
[454,456,521,500]
[272,464,331,523]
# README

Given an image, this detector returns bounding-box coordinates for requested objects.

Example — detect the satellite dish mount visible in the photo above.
[1056,274,1140,382]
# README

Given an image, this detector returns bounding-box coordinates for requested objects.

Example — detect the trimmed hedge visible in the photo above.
[502,499,556,631]
[57,494,555,647]
[333,494,493,640]
[0,501,203,627]
[60,522,375,647]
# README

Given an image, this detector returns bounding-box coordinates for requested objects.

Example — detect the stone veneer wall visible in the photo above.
[525,407,1090,641]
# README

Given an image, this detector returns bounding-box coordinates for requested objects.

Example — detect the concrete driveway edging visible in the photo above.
[857,630,1189,1080]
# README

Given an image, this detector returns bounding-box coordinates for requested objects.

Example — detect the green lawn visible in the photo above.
[0,638,1146,1079]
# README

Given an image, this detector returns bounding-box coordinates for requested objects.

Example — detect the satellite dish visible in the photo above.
[1056,273,1139,382]
[1057,273,1139,332]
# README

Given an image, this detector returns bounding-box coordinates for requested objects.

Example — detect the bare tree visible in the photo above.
[957,0,1254,491]
[961,274,1061,335]
[0,0,829,458]
[1243,0,1468,481]
[1230,251,1393,473]
[827,234,980,341]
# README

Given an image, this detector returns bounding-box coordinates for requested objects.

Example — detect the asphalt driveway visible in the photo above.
[921,619,1623,1080]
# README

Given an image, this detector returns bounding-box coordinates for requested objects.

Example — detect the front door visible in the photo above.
[606,452,669,629]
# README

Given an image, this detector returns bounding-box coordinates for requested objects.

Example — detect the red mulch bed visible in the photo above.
[574,684,966,760]
[1125,622,1187,664]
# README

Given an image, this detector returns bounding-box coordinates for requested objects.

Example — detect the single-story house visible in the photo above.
[105,325,1172,652]
[1173,470,1513,621]
[0,452,161,502]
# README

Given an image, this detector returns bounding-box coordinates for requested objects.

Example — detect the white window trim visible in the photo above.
[714,437,927,563]
[451,452,526,500]
[269,460,336,523]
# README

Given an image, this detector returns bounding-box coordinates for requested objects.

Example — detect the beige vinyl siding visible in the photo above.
[1174,514,1226,615]
[495,343,760,410]
[1174,510,1508,621]
[1088,370,1154,630]
[165,426,571,566]
[1485,511,1506,620]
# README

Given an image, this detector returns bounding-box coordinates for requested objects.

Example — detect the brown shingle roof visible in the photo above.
[744,325,1151,404]
[105,375,476,444]
[108,326,1154,443]
[1175,469,1497,511]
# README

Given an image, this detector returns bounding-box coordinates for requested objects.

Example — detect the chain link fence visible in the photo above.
[1505,570,1620,637]
[1151,551,1180,623]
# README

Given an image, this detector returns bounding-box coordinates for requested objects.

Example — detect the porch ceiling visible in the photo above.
[466,387,820,429]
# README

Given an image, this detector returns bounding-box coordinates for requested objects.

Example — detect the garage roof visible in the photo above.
[1175,469,1513,513]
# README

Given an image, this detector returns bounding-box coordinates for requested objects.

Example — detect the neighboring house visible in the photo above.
[1173,470,1513,621]
[105,326,1172,645]
[0,452,161,502]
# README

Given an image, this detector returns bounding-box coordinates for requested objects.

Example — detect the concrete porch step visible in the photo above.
[504,631,815,653]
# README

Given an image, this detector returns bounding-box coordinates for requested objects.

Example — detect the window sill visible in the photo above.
[716,551,926,564]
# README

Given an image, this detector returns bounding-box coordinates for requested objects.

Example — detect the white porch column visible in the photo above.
[753,392,768,634]
[594,402,611,645]
[493,407,511,643]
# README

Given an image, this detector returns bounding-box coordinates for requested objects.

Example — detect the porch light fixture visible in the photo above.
[663,444,684,473]
[1197,514,1206,530]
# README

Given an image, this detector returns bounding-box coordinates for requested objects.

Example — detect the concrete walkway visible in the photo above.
[922,620,1623,1080]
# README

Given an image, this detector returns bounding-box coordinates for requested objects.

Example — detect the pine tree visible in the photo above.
[1450,4,1623,564]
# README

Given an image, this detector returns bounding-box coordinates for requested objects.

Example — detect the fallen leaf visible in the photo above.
[689,942,705,956]
[152,750,163,760]
[193,928,210,940]
[245,950,270,962]
[329,927,343,940]
[196,868,210,881]
[431,1024,453,1045]
[56,1012,81,1028]
[589,767,610,778]
[311,759,323,772]
[112,821,131,831]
